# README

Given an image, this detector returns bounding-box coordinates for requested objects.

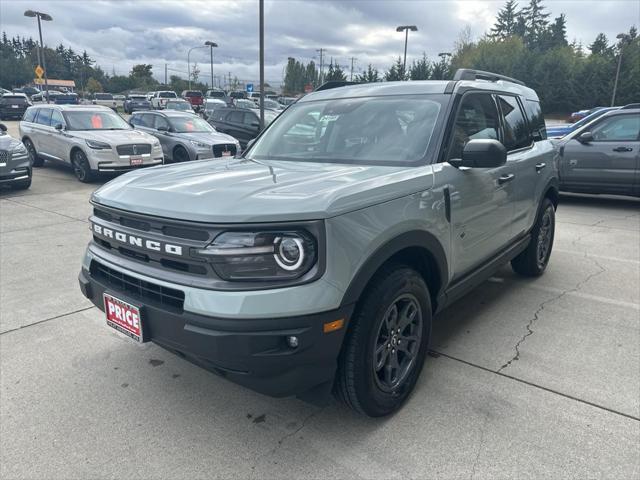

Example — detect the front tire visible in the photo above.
[72,150,95,183]
[23,139,44,167]
[511,198,555,276]
[173,146,190,163]
[335,264,432,417]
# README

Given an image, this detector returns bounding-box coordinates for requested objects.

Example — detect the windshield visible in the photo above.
[1,96,28,104]
[64,111,130,131]
[185,91,202,97]
[248,95,445,166]
[159,92,177,98]
[208,91,226,98]
[236,100,255,109]
[170,116,214,133]
[574,108,613,129]
[95,94,113,100]
[129,95,146,100]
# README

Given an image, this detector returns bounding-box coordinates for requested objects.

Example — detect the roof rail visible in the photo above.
[453,69,526,87]
[314,81,360,92]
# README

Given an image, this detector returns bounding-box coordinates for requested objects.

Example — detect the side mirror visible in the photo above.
[0,123,6,132]
[157,125,169,132]
[449,139,507,169]
[54,123,64,131]
[577,131,593,144]
[246,138,256,150]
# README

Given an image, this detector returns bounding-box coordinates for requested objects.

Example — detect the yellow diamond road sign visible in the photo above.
[35,65,44,78]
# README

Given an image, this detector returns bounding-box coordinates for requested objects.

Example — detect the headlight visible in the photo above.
[189,140,210,149]
[85,139,111,150]
[152,140,161,149]
[196,231,317,281]
[12,143,27,154]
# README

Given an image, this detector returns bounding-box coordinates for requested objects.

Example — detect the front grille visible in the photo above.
[90,260,185,311]
[213,144,237,158]
[0,150,10,163]
[116,144,152,155]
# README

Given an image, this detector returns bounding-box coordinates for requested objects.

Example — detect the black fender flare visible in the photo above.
[340,230,449,310]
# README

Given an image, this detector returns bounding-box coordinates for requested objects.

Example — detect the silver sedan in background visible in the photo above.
[129,110,240,162]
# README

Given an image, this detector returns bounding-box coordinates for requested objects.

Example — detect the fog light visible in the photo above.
[286,335,299,348]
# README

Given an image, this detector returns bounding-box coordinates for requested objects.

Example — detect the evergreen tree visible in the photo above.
[325,60,347,81]
[549,14,568,47]
[491,0,519,39]
[355,64,380,83]
[384,57,406,81]
[589,33,611,55]
[409,53,431,80]
[520,0,550,48]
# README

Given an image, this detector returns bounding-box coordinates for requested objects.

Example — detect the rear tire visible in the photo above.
[23,139,43,167]
[72,150,95,183]
[335,264,432,417]
[511,198,555,277]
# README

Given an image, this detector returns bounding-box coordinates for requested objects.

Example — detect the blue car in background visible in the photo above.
[547,107,619,138]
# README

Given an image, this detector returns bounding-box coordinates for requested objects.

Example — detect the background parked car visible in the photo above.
[569,106,606,123]
[129,110,240,162]
[0,94,31,120]
[206,88,228,103]
[278,96,297,107]
[151,91,178,109]
[0,122,32,190]
[113,94,126,110]
[557,108,640,197]
[181,90,203,111]
[207,106,277,148]
[201,98,227,118]
[19,104,163,182]
[165,99,194,113]
[54,92,80,105]
[547,106,619,138]
[30,90,61,103]
[234,98,258,109]
[123,94,152,114]
[229,91,247,100]
[92,93,117,110]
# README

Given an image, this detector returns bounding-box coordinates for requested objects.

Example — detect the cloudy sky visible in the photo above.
[1,0,638,87]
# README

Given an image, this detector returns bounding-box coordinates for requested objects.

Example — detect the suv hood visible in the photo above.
[0,135,22,150]
[174,131,237,145]
[92,158,435,223]
[69,129,154,144]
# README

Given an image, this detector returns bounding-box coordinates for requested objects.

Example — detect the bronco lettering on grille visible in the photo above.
[92,223,183,256]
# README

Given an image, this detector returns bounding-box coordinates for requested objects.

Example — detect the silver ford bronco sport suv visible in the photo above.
[79,69,559,416]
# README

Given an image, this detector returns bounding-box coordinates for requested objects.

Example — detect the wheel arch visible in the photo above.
[341,231,448,314]
[173,143,192,161]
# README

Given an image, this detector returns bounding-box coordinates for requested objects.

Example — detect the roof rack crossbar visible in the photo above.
[453,69,526,87]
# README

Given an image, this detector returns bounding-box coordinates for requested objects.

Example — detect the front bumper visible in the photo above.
[78,264,352,399]
[85,147,164,171]
[0,167,31,184]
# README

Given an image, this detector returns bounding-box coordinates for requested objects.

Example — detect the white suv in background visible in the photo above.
[19,105,163,183]
[151,91,178,110]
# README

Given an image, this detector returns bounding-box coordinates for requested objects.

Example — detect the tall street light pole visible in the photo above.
[205,41,218,90]
[259,0,265,130]
[24,10,52,103]
[187,45,207,90]
[611,33,629,107]
[396,25,417,78]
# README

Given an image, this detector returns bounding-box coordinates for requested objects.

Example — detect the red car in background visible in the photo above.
[182,90,204,112]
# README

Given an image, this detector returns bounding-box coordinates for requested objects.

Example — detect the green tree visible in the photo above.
[384,57,406,81]
[86,77,103,93]
[325,61,347,81]
[549,14,567,47]
[589,33,611,55]
[356,63,380,82]
[491,0,519,39]
[409,53,431,80]
[520,0,550,48]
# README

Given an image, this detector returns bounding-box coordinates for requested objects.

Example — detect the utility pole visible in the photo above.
[259,0,265,130]
[164,64,167,86]
[396,25,418,78]
[350,57,357,81]
[316,48,325,85]
[611,33,630,106]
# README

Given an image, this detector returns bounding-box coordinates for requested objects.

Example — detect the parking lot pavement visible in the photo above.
[1,120,639,478]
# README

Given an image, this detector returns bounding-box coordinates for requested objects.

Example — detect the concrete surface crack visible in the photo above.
[0,306,95,336]
[3,197,88,224]
[272,407,324,452]
[469,411,489,480]
[498,253,606,373]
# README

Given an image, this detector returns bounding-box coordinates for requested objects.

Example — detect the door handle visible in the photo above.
[498,173,515,185]
[612,147,633,152]
[569,159,578,166]
[535,162,546,172]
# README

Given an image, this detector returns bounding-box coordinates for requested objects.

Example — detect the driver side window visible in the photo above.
[447,93,499,160]
[590,115,640,142]
[154,116,170,131]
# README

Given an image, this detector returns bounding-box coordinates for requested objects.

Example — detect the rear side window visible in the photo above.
[448,92,499,160]
[23,108,37,122]
[497,95,531,151]
[524,99,547,140]
[243,112,258,125]
[135,113,155,128]
[228,111,244,123]
[210,109,228,122]
[36,108,53,126]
